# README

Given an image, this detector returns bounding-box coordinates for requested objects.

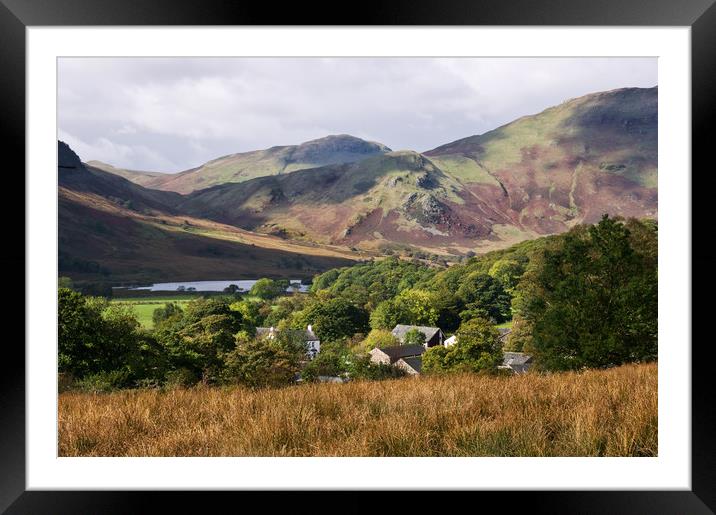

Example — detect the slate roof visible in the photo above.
[399,356,423,373]
[375,344,426,360]
[391,324,442,342]
[502,352,532,366]
[497,327,512,341]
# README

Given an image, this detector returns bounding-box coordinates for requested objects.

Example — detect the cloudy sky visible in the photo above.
[58,57,657,173]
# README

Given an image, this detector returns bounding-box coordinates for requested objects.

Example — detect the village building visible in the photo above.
[256,324,321,360]
[369,344,426,366]
[371,324,531,376]
[499,352,533,374]
[395,356,423,375]
[391,324,445,347]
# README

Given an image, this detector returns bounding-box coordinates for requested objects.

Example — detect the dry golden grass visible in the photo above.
[58,363,657,457]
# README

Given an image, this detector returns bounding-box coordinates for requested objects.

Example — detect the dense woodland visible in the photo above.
[58,215,657,391]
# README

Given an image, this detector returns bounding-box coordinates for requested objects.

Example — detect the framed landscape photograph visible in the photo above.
[4,0,715,512]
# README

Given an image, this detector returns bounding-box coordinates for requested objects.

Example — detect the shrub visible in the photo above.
[76,369,132,393]
[403,328,426,346]
[361,329,399,352]
[348,355,407,381]
[164,367,199,388]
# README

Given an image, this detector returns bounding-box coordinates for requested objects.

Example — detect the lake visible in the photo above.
[113,279,310,293]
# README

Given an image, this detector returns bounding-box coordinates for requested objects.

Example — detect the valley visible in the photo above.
[59,86,658,286]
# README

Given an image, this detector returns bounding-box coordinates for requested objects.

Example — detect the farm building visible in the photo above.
[395,356,423,375]
[256,325,321,359]
[369,344,426,366]
[499,352,533,374]
[391,324,445,347]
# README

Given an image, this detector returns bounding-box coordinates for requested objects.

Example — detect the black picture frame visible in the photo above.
[2,1,713,512]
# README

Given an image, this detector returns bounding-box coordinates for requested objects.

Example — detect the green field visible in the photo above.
[111,293,265,328]
[111,297,197,329]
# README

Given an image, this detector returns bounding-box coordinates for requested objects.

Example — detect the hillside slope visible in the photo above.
[426,86,657,234]
[60,86,658,265]
[58,142,358,283]
[174,87,657,255]
[85,160,165,188]
[100,134,391,194]
[178,150,512,252]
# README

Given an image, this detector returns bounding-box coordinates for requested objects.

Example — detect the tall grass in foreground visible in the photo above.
[58,363,656,457]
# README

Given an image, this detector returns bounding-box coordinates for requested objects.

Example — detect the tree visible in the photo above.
[488,259,525,295]
[155,298,249,384]
[58,288,141,380]
[230,299,267,328]
[456,273,511,323]
[403,328,426,346]
[362,329,399,351]
[58,276,74,290]
[152,302,183,326]
[300,340,352,382]
[393,289,440,326]
[311,268,341,292]
[502,316,533,352]
[450,318,503,372]
[369,299,403,330]
[223,334,303,388]
[422,318,502,374]
[294,297,369,342]
[249,278,289,300]
[422,345,451,374]
[223,284,240,294]
[517,215,657,371]
[347,354,407,381]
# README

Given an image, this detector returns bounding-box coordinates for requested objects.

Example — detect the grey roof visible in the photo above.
[399,356,423,373]
[375,344,426,360]
[502,352,532,366]
[391,324,442,341]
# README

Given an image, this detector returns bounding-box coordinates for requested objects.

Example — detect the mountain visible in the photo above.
[176,87,657,254]
[60,142,184,213]
[178,150,509,252]
[85,160,165,188]
[59,86,658,281]
[100,134,391,194]
[58,142,358,284]
[425,86,657,234]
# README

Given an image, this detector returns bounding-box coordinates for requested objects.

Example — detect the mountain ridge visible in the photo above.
[97,134,392,194]
[59,86,658,282]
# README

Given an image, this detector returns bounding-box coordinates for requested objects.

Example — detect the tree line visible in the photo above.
[58,215,657,391]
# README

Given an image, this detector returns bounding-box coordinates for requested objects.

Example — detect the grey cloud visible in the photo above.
[58,57,657,173]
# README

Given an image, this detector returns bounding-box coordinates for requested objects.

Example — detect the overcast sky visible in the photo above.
[58,57,657,173]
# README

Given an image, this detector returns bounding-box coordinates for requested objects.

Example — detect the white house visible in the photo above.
[256,325,320,360]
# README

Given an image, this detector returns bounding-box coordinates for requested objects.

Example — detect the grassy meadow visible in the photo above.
[58,362,656,457]
[111,296,197,328]
[111,293,262,329]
